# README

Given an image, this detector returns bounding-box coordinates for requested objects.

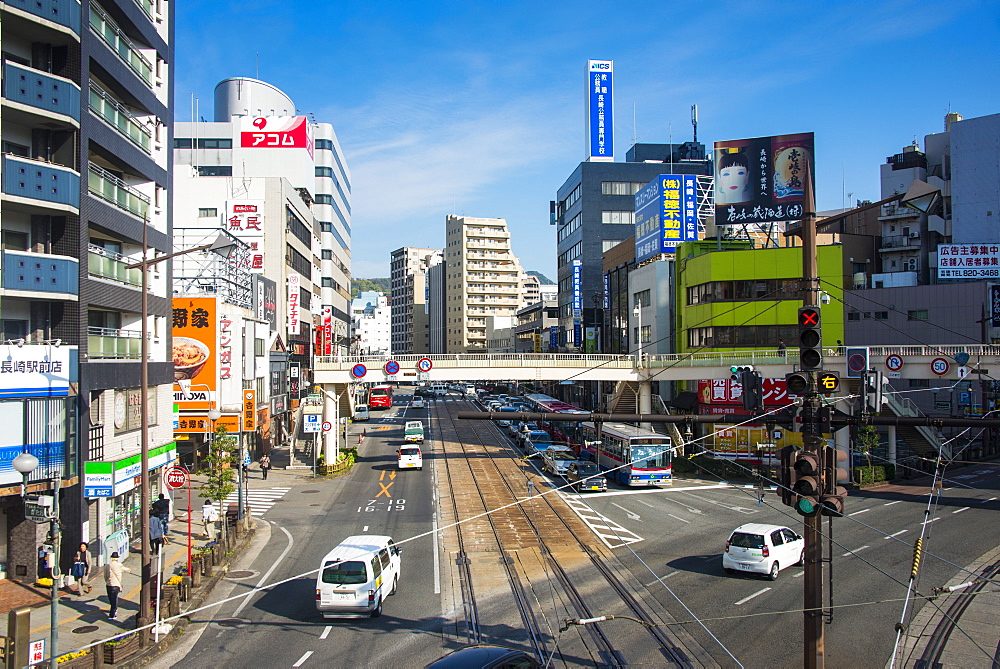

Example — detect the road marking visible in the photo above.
[319,626,332,640]
[293,651,313,667]
[735,587,771,605]
[843,546,870,557]
[559,492,643,548]
[363,526,369,532]
[233,524,295,617]
[644,571,679,587]
[885,530,908,539]
[981,496,998,504]
[611,502,641,521]
[376,481,394,498]
[667,514,691,523]
[793,571,804,578]
[433,517,441,595]
[378,470,397,481]
[926,517,940,523]
[635,499,656,508]
[952,507,969,514]
[883,500,902,506]
[848,508,870,516]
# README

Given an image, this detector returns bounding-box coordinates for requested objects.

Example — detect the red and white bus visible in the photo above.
[369,385,394,409]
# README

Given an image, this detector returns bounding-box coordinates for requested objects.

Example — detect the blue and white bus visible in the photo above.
[577,422,674,486]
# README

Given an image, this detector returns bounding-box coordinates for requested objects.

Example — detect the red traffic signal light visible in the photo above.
[797,306,823,371]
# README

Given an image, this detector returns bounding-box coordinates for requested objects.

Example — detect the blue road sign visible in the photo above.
[384,360,400,375]
[351,363,367,378]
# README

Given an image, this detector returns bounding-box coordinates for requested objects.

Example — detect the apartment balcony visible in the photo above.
[88,162,149,220]
[2,155,80,211]
[2,249,79,296]
[131,0,156,21]
[879,203,920,220]
[3,61,81,123]
[879,234,921,252]
[5,0,82,34]
[88,82,152,153]
[88,244,141,287]
[87,326,142,359]
[89,1,153,86]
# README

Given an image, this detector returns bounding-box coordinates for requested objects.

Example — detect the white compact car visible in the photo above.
[722,523,804,580]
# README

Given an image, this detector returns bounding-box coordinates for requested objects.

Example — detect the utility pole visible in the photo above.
[799,166,825,669]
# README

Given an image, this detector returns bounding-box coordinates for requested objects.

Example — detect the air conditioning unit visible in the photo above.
[904,259,918,272]
[909,231,919,238]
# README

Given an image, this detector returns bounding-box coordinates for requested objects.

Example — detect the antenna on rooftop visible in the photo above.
[691,104,698,143]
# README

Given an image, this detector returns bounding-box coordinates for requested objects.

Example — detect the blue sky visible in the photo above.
[176,0,997,280]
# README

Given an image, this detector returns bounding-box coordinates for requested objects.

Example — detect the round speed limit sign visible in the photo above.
[931,358,950,376]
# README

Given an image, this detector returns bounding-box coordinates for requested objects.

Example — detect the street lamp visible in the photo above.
[125,230,236,631]
[13,451,59,662]
[633,303,642,358]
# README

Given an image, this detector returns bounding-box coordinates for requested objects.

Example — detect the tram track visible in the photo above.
[436,394,711,667]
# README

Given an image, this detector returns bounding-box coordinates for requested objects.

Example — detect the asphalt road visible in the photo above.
[169,390,1000,668]
[553,461,1000,667]
[175,395,454,668]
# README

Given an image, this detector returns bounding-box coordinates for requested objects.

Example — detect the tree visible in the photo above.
[201,425,237,541]
[856,424,879,469]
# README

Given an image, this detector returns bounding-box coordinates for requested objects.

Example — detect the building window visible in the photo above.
[847,312,860,321]
[601,181,646,196]
[286,206,311,246]
[315,194,333,205]
[172,138,191,148]
[198,138,232,149]
[908,379,930,388]
[320,221,332,233]
[633,289,651,308]
[601,211,634,225]
[315,139,334,151]
[321,249,332,260]
[315,166,334,178]
[907,309,929,321]
[198,208,217,217]
[197,166,232,177]
[322,277,334,288]
[874,311,888,320]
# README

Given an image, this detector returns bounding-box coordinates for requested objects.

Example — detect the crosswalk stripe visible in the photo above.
[222,487,291,518]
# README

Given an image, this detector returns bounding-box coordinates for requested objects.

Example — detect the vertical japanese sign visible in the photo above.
[172,297,217,409]
[586,60,614,161]
[225,200,265,272]
[572,259,582,348]
[219,312,233,381]
[634,174,700,262]
[992,285,1000,327]
[322,306,333,355]
[243,390,256,432]
[549,327,558,350]
[714,132,814,225]
[287,273,301,336]
[261,276,277,331]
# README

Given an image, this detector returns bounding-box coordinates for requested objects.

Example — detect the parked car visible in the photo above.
[415,387,434,398]
[722,523,804,580]
[540,446,577,476]
[565,461,607,492]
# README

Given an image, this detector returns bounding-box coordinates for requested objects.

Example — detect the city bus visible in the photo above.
[369,385,394,409]
[577,422,674,486]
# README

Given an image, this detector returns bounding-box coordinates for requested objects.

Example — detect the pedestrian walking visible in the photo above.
[104,551,131,620]
[149,511,165,554]
[202,499,219,542]
[152,493,171,541]
[777,338,787,353]
[260,454,271,480]
[69,542,92,598]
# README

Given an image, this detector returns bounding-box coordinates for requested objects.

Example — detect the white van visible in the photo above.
[315,535,401,618]
[430,383,449,396]
[354,404,370,421]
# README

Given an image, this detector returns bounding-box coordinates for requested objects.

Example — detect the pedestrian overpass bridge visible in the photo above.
[313,345,1000,385]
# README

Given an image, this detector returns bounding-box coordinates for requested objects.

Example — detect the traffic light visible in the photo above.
[791,450,822,516]
[820,445,849,516]
[730,364,754,381]
[785,371,811,397]
[741,370,763,412]
[797,306,823,371]
[865,371,884,414]
[778,445,797,507]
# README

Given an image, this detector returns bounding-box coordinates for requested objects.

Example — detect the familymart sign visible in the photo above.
[84,442,177,498]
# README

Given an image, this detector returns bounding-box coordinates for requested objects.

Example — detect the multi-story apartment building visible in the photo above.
[389,247,441,354]
[0,0,175,582]
[553,142,712,350]
[444,215,524,353]
[351,291,390,355]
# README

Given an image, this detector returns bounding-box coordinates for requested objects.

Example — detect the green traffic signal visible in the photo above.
[795,497,819,516]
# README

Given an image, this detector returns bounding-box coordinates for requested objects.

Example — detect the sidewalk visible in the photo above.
[0,444,323,661]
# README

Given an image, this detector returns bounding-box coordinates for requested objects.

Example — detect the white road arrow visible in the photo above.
[611,503,641,521]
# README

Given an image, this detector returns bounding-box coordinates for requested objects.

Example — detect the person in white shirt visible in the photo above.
[202,500,219,541]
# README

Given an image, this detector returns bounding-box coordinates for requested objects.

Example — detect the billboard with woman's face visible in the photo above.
[714,132,814,225]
